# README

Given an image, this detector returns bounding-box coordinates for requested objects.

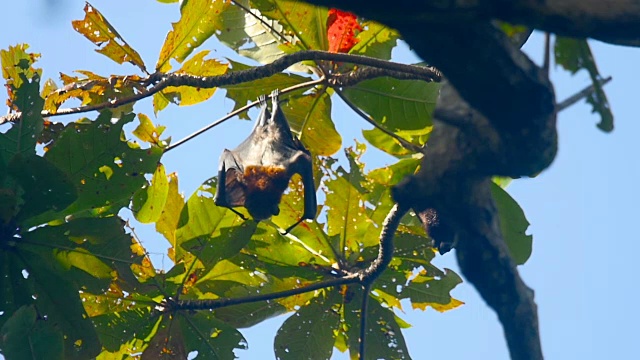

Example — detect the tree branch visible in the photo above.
[167,205,407,313]
[301,0,640,47]
[557,76,612,112]
[0,51,441,125]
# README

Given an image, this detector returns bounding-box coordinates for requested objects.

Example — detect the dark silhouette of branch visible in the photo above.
[0,51,441,125]
[300,0,640,47]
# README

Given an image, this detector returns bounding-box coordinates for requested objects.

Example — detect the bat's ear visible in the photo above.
[223,168,246,207]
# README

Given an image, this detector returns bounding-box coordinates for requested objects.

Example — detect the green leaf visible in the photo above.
[156,172,185,245]
[20,216,144,292]
[143,313,247,359]
[245,223,334,268]
[91,307,159,352]
[350,21,399,60]
[0,45,44,166]
[216,0,290,65]
[156,0,230,72]
[554,37,613,132]
[324,145,374,254]
[398,269,463,311]
[363,127,429,156]
[251,0,328,51]
[491,183,533,265]
[132,163,170,223]
[282,90,342,156]
[369,157,421,187]
[341,78,440,132]
[183,221,258,270]
[214,300,287,329]
[0,305,64,360]
[13,250,102,359]
[222,60,310,120]
[71,3,147,73]
[7,154,77,224]
[174,178,248,264]
[492,176,513,188]
[42,111,162,222]
[342,288,411,359]
[274,293,340,360]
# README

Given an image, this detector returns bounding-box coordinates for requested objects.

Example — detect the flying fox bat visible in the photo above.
[214,89,317,233]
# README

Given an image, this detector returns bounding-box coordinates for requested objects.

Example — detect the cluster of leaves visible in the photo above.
[0,1,541,359]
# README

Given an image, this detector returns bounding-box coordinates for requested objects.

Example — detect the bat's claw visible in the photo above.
[228,208,248,220]
[280,218,304,235]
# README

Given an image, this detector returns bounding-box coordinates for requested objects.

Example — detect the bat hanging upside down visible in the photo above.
[214,89,317,233]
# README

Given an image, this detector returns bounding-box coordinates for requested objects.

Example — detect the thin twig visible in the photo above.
[557,76,612,112]
[164,77,326,153]
[359,283,371,360]
[543,32,551,75]
[336,91,423,153]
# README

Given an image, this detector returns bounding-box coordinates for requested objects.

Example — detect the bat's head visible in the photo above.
[243,166,291,221]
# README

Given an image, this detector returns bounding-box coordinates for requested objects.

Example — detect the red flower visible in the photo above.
[327,9,363,53]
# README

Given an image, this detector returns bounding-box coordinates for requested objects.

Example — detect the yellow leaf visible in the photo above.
[72,3,147,73]
[133,113,166,145]
[160,50,229,107]
[412,298,464,312]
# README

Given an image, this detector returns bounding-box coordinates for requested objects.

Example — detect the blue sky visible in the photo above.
[1,1,639,359]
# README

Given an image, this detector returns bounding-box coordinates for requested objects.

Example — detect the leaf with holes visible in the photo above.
[7,154,77,224]
[41,111,162,223]
[555,37,613,132]
[132,163,169,223]
[72,3,147,72]
[0,45,44,165]
[142,312,247,359]
[274,292,340,359]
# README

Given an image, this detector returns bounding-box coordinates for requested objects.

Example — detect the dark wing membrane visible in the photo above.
[223,167,246,207]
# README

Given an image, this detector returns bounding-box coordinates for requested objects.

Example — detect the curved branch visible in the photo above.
[167,205,407,313]
[0,51,441,124]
